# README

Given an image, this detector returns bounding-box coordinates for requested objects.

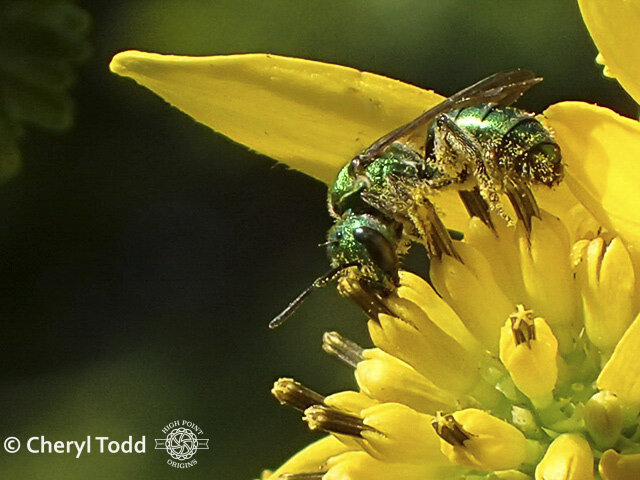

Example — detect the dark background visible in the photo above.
[0,1,635,478]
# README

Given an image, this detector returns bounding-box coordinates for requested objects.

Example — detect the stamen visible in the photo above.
[303,405,372,437]
[431,411,473,446]
[509,304,536,347]
[322,331,365,368]
[337,277,394,321]
[272,378,325,411]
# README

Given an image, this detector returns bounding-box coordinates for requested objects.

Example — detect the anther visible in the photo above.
[431,411,473,446]
[509,304,536,347]
[322,332,365,368]
[303,405,372,437]
[272,378,325,412]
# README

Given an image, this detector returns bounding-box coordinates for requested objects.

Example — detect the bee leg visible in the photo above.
[458,186,495,232]
[476,150,512,223]
[504,180,540,235]
[408,198,461,262]
[430,115,507,223]
[429,115,475,183]
[337,276,395,321]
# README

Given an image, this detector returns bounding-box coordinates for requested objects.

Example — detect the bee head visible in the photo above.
[269,213,399,329]
[326,213,399,293]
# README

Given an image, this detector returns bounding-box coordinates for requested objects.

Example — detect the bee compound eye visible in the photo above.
[353,226,397,274]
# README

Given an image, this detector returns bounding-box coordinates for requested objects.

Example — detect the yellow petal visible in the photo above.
[109,51,480,230]
[578,0,640,104]
[598,311,640,406]
[268,435,350,479]
[544,102,640,251]
[109,51,442,184]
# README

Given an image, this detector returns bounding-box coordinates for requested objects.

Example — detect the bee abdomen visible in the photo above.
[453,105,563,187]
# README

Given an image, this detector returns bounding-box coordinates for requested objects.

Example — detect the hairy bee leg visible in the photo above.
[458,186,495,231]
[409,199,461,262]
[431,115,508,222]
[337,277,394,321]
[504,180,540,235]
[430,115,474,182]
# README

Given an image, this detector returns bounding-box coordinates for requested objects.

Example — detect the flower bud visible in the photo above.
[267,436,349,479]
[519,212,578,352]
[535,434,594,480]
[430,243,514,353]
[324,391,378,415]
[489,471,533,480]
[584,391,623,449]
[499,306,558,407]
[574,237,636,353]
[434,409,527,471]
[355,348,457,414]
[599,449,640,480]
[598,312,640,406]
[324,451,459,480]
[368,313,480,396]
[358,402,448,465]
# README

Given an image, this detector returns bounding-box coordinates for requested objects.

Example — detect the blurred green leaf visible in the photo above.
[0,0,90,180]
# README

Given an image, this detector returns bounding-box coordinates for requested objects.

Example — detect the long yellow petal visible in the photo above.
[544,101,640,250]
[109,51,442,185]
[578,0,640,104]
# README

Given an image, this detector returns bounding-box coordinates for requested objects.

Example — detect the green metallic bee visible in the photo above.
[270,69,563,328]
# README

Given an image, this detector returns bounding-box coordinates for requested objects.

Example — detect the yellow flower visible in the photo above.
[110,1,640,478]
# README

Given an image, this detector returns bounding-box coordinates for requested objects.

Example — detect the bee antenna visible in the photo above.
[269,262,360,329]
[317,240,339,248]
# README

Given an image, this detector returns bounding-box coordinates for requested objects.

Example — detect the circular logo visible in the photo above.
[155,420,209,469]
[165,427,198,460]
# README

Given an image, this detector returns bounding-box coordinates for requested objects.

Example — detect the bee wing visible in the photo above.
[357,69,542,163]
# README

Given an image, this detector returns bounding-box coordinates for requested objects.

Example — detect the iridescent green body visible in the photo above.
[329,142,429,218]
[325,104,562,295]
[271,70,564,328]
[326,143,431,293]
[431,104,563,187]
